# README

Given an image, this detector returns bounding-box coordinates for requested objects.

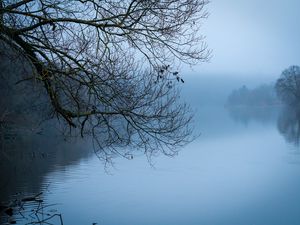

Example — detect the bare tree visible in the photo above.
[275,65,300,106]
[0,0,210,161]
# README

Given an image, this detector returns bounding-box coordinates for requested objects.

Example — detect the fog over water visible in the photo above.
[2,0,300,224]
[2,73,300,224]
[2,46,300,224]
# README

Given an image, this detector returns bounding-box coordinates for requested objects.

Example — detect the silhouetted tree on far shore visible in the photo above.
[276,65,300,106]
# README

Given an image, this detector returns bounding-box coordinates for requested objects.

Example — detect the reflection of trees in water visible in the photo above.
[277,106,300,146]
[0,128,92,211]
[227,106,279,125]
[0,47,93,223]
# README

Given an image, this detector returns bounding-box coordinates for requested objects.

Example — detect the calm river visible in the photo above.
[1,106,300,225]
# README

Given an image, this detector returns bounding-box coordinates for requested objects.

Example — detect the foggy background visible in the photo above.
[2,1,300,225]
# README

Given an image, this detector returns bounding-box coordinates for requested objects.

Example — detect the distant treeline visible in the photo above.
[226,84,279,107]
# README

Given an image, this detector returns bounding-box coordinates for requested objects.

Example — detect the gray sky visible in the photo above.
[187,0,300,79]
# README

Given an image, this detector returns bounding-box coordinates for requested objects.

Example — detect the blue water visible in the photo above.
[2,106,300,225]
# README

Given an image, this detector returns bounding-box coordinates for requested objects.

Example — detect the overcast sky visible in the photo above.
[187,0,300,79]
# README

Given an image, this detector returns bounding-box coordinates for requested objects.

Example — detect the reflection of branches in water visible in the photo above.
[0,192,64,225]
[25,202,63,225]
[0,123,94,204]
[277,106,300,146]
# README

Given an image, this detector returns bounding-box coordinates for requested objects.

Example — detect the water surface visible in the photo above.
[1,106,300,225]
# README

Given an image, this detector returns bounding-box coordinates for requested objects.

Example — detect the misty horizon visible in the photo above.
[1,1,300,225]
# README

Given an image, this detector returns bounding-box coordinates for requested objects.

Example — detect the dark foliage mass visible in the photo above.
[0,0,210,161]
[275,65,300,106]
[226,84,278,107]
